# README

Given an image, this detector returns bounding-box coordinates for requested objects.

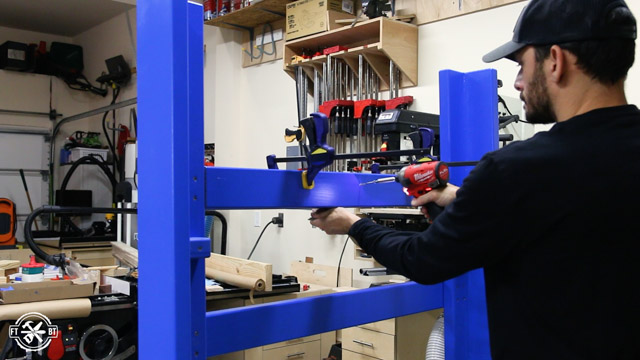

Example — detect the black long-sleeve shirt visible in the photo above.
[349,105,640,360]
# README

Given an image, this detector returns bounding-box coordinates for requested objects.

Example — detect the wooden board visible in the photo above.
[110,241,138,268]
[415,0,526,25]
[206,253,272,291]
[205,0,292,30]
[0,260,20,270]
[289,261,352,288]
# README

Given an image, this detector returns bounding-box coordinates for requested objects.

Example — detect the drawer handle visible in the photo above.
[353,339,374,348]
[286,351,305,358]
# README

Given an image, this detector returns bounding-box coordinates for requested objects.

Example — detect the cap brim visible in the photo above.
[482,40,526,63]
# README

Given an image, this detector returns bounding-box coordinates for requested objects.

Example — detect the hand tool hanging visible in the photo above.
[295,65,309,168]
[318,56,354,173]
[386,61,413,111]
[354,54,386,170]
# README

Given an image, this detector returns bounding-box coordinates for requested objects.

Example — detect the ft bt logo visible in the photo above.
[9,312,59,352]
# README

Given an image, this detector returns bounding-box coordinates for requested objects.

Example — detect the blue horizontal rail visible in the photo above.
[205,167,413,209]
[206,281,443,356]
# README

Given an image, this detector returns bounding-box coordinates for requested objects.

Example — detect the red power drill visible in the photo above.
[361,161,450,219]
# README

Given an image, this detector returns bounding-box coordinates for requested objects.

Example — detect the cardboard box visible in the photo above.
[0,280,94,304]
[286,0,356,40]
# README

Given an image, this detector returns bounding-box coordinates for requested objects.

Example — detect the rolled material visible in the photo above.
[0,298,91,321]
[205,268,265,292]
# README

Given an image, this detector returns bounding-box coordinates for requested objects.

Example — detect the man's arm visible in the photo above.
[308,183,460,233]
[311,154,522,285]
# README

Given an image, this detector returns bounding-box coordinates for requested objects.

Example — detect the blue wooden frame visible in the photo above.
[137,1,497,358]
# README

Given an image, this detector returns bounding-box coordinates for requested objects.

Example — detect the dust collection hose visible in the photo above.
[205,210,227,255]
[58,155,118,234]
[24,206,137,268]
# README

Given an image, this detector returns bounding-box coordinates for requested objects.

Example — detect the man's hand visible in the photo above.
[309,207,360,235]
[411,184,459,219]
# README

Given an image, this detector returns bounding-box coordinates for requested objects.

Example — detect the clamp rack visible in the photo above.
[136,1,497,358]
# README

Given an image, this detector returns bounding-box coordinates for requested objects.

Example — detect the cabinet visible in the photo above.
[283,17,418,90]
[342,309,442,360]
[207,287,336,360]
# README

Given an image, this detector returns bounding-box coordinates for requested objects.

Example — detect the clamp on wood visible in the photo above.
[267,113,335,188]
[299,112,334,189]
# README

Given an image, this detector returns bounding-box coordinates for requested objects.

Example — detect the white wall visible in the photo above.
[0,26,94,236]
[204,1,640,285]
[73,8,137,137]
[0,9,137,239]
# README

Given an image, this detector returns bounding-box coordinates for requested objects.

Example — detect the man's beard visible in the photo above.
[522,62,557,124]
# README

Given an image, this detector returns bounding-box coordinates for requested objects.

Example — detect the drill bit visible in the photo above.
[359,177,396,186]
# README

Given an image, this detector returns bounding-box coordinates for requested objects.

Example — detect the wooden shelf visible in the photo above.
[284,17,418,90]
[205,0,292,31]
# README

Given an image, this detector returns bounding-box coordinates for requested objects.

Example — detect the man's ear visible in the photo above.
[548,45,566,84]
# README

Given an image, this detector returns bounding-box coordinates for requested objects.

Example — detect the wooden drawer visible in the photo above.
[358,318,395,335]
[261,340,320,360]
[342,349,380,360]
[263,334,320,351]
[342,326,394,360]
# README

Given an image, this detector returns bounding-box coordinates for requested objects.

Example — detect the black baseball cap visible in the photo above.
[483,0,637,63]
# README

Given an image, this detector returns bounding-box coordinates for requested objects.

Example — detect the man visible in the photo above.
[309,0,639,358]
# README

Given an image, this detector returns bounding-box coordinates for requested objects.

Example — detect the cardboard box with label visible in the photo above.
[0,280,94,304]
[286,0,356,40]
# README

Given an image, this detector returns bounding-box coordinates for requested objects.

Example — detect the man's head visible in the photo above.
[484,0,637,64]
[484,0,637,123]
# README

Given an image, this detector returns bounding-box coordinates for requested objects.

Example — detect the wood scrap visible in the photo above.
[0,260,20,278]
[110,241,138,268]
[0,260,20,269]
[86,265,130,277]
[205,253,272,291]
[290,261,352,287]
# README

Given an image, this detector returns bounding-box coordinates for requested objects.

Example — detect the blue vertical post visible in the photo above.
[187,2,209,359]
[137,1,192,359]
[439,69,498,359]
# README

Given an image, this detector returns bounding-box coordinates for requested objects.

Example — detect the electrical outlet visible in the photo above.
[254,211,261,227]
[272,213,284,228]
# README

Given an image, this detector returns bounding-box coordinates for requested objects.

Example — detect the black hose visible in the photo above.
[58,155,118,234]
[206,210,227,255]
[25,206,137,267]
[60,155,117,202]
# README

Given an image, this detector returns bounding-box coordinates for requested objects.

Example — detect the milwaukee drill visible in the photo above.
[361,161,450,219]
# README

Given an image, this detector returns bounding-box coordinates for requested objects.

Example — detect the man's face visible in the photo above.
[514,47,557,124]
